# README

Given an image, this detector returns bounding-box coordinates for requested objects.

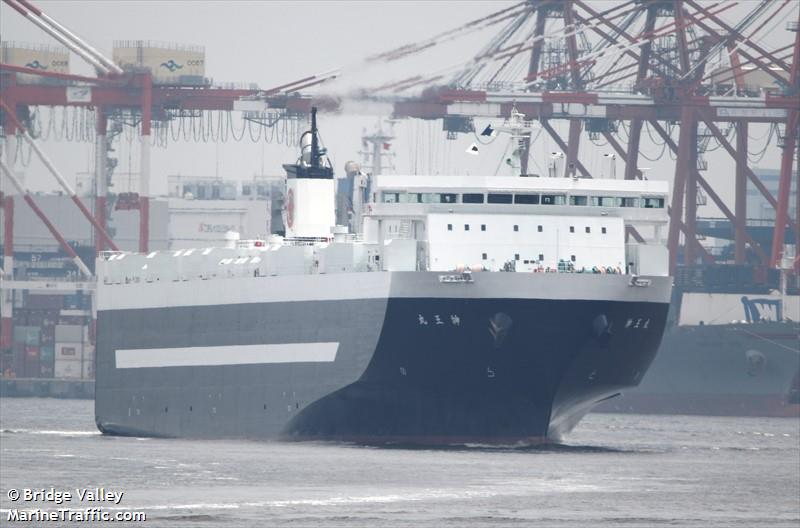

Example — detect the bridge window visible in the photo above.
[464,224,470,231]
[541,194,566,205]
[570,195,588,206]
[514,254,519,261]
[481,224,486,231]
[642,197,665,208]
[513,225,519,232]
[538,253,544,261]
[440,193,457,203]
[382,192,400,203]
[411,193,440,203]
[462,193,484,204]
[487,193,513,204]
[585,226,591,233]
[602,227,607,234]
[591,196,618,207]
[569,226,575,233]
[619,197,640,208]
[538,225,543,232]
[514,193,539,204]
[482,253,487,260]
[447,224,453,231]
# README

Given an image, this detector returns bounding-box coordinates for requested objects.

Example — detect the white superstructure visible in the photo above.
[98,174,669,285]
[365,175,669,275]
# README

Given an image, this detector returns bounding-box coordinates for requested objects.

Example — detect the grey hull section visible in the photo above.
[95,272,672,443]
[596,321,800,417]
[95,297,387,438]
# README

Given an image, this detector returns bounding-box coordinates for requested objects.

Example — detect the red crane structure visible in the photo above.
[372,0,799,278]
[0,0,337,258]
[0,0,338,350]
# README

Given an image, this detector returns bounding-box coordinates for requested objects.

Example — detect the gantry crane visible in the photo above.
[362,0,799,277]
[0,0,339,350]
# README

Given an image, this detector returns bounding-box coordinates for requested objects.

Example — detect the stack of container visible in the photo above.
[12,326,40,378]
[4,291,94,379]
[54,325,92,379]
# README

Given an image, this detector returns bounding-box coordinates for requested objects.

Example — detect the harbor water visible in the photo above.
[1,397,798,527]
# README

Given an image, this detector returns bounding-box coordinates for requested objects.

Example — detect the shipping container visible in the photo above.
[24,345,39,359]
[41,325,55,344]
[54,358,82,379]
[39,364,54,378]
[12,326,26,343]
[10,344,26,377]
[112,40,206,85]
[1,347,16,374]
[709,65,789,95]
[63,293,81,310]
[26,328,40,345]
[40,344,55,361]
[58,315,89,325]
[55,324,86,343]
[13,326,40,345]
[1,42,69,85]
[26,311,44,326]
[46,308,61,319]
[55,342,83,360]
[26,293,64,310]
[23,357,40,378]
[82,358,94,379]
[53,353,93,379]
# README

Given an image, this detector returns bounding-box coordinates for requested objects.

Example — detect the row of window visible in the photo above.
[381,191,665,208]
[447,224,608,234]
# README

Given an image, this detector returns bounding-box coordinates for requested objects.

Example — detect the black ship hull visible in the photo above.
[95,272,671,444]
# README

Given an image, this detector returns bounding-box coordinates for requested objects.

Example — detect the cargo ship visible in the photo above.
[93,109,672,444]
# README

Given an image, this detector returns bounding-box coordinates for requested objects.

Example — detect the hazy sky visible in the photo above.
[1,0,796,218]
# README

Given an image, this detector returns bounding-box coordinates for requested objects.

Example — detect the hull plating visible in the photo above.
[595,321,800,417]
[95,273,671,444]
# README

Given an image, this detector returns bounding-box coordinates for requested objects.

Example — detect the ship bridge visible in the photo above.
[365,175,669,275]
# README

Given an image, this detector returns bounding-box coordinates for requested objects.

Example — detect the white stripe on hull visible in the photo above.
[115,342,339,369]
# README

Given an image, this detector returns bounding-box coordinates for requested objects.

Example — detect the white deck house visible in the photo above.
[365,175,669,275]
[99,175,670,284]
